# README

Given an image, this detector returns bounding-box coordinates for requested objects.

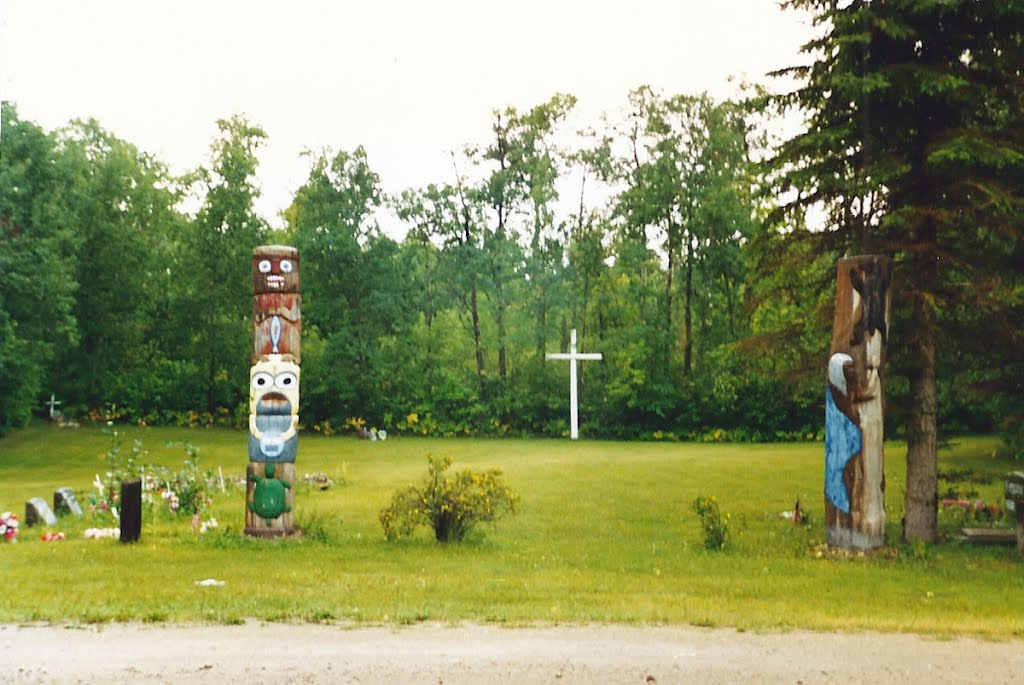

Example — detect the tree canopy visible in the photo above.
[762,0,1024,540]
[1,3,1020,494]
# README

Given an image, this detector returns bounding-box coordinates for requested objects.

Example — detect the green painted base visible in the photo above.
[244,462,296,536]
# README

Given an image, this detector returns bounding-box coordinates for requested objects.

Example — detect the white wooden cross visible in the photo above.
[45,394,62,419]
[545,329,602,440]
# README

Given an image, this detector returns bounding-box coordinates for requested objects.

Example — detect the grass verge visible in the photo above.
[0,424,1021,637]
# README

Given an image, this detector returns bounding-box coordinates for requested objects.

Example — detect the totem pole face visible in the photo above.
[247,245,301,535]
[252,246,300,294]
[248,355,300,462]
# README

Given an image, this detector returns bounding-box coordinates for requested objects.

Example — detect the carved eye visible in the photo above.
[275,372,297,389]
[252,372,273,389]
[279,260,293,273]
[258,259,272,273]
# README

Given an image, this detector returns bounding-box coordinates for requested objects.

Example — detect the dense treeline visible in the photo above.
[2,92,805,441]
[1,3,1021,473]
[0,89,1010,442]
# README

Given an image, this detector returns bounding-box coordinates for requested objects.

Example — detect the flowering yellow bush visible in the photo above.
[380,455,519,542]
[692,495,731,550]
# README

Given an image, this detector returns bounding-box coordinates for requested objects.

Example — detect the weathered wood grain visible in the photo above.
[825,255,891,549]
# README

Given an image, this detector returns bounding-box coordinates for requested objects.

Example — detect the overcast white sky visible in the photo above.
[0,0,814,234]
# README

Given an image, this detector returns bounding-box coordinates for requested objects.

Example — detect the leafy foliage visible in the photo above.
[1,42,1020,450]
[148,441,217,516]
[91,428,148,519]
[379,455,519,542]
[0,104,78,433]
[90,430,219,520]
[762,0,1024,540]
[692,495,732,551]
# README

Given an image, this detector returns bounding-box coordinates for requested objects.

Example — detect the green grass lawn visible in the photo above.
[0,423,1021,637]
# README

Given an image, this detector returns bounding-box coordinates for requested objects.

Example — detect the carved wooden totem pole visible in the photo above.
[245,246,301,537]
[825,255,891,549]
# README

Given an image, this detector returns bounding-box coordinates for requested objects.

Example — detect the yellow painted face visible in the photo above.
[249,355,300,416]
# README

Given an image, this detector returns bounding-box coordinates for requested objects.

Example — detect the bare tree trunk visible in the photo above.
[206,349,217,414]
[471,280,485,391]
[451,153,487,393]
[665,223,675,369]
[904,242,938,542]
[496,278,508,383]
[825,255,891,549]
[683,235,694,375]
[723,273,737,339]
[904,330,937,542]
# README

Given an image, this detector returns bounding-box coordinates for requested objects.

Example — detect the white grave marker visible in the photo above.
[45,394,61,419]
[545,329,602,440]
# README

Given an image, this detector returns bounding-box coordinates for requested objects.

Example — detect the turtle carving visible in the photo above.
[248,463,292,520]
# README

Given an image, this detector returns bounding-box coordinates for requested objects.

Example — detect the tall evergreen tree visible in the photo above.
[765,0,1024,541]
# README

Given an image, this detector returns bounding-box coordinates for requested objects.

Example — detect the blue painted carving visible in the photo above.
[825,385,861,514]
[270,315,282,353]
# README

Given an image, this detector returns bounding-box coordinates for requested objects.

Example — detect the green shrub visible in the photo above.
[692,495,731,551]
[380,454,519,542]
[90,433,220,519]
[150,442,216,516]
[89,428,148,519]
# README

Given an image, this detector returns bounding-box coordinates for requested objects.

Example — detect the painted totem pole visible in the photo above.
[245,245,301,537]
[825,255,891,549]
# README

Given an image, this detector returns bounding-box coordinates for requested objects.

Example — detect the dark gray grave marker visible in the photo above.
[54,487,83,517]
[25,497,58,527]
[120,478,142,543]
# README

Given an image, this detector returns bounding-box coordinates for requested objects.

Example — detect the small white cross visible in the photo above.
[45,394,62,419]
[546,329,602,440]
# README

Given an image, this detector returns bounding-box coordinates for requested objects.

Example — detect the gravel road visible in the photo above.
[3,622,1022,684]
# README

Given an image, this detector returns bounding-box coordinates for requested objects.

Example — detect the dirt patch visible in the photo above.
[3,622,1022,684]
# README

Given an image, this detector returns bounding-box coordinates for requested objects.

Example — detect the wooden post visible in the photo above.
[246,246,301,538]
[120,478,142,543]
[1016,506,1024,558]
[825,255,891,549]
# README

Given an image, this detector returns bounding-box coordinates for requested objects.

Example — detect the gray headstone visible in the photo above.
[54,487,83,517]
[25,497,58,527]
[1006,471,1024,512]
